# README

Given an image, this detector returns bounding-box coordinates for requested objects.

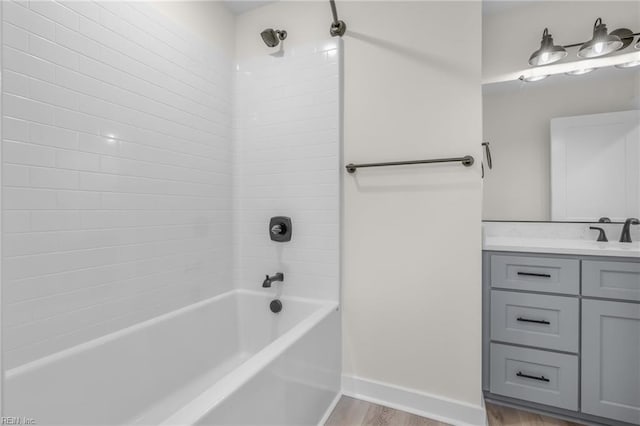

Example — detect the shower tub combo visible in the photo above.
[5,290,341,425]
[0,0,343,422]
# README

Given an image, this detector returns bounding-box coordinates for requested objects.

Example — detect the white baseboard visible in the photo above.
[318,391,342,426]
[341,375,487,426]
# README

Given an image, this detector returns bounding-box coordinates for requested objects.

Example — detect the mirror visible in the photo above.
[482,66,640,222]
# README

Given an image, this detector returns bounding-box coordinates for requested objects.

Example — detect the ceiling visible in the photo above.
[220,0,550,19]
[482,0,540,17]
[222,0,536,17]
[223,0,275,15]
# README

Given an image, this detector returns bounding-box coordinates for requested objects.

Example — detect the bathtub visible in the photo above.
[4,290,341,425]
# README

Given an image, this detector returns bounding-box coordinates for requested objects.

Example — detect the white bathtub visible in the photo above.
[4,290,341,425]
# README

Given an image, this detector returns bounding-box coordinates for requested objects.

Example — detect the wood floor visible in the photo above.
[325,396,447,426]
[325,396,584,426]
[485,402,584,426]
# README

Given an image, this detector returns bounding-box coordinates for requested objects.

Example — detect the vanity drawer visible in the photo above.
[490,255,579,295]
[490,343,578,411]
[582,260,640,301]
[490,291,578,352]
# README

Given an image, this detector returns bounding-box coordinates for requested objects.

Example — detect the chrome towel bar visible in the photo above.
[345,155,474,174]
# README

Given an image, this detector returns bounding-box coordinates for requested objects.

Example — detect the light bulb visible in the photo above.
[541,51,550,63]
[593,42,604,54]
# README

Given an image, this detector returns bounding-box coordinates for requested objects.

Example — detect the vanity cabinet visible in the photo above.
[582,300,640,424]
[490,254,579,294]
[490,343,579,410]
[490,291,579,352]
[483,252,640,426]
[582,260,640,302]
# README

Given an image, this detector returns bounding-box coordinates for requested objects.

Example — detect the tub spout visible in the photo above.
[262,272,284,288]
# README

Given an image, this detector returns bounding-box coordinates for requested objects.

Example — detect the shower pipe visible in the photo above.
[345,155,475,174]
[329,0,346,37]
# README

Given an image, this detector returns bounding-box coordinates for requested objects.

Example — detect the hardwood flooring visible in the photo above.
[485,402,584,426]
[325,396,447,426]
[325,396,584,426]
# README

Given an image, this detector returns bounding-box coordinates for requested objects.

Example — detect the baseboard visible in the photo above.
[318,391,342,426]
[341,375,487,426]
[479,395,489,426]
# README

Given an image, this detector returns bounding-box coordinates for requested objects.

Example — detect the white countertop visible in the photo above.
[482,222,640,258]
[483,236,640,258]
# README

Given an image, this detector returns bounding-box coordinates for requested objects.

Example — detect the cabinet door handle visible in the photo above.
[516,371,550,382]
[516,317,551,325]
[517,272,551,278]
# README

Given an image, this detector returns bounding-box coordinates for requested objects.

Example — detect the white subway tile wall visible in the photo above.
[234,42,341,301]
[1,1,234,369]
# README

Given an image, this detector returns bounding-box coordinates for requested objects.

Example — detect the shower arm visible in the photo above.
[329,0,346,37]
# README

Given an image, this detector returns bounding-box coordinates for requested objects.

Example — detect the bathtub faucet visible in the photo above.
[262,272,284,288]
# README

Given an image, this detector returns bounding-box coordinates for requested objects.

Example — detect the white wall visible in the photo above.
[233,40,341,301]
[1,0,235,369]
[483,71,640,221]
[151,1,235,59]
[237,2,484,422]
[483,1,640,82]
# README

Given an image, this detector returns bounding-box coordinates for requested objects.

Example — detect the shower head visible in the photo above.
[261,28,287,47]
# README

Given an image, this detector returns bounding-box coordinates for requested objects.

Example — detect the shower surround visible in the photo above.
[234,42,341,302]
[0,1,341,424]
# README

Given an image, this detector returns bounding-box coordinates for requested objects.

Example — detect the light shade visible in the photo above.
[566,68,596,75]
[578,18,623,58]
[529,28,567,66]
[616,60,640,69]
[521,74,549,82]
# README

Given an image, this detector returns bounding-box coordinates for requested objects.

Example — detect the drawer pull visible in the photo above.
[516,317,551,325]
[516,371,550,382]
[517,272,551,278]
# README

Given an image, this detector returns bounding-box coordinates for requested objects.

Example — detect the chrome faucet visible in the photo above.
[262,272,284,288]
[619,218,640,243]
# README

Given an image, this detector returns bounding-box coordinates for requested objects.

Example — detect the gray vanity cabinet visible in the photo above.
[582,299,640,424]
[490,343,579,410]
[484,252,640,426]
[582,260,640,302]
[490,254,579,294]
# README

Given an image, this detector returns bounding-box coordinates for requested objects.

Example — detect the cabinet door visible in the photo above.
[582,300,640,424]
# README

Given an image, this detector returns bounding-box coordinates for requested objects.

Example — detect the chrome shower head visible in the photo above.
[261,28,287,47]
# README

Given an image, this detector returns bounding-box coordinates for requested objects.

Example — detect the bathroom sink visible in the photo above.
[483,237,640,258]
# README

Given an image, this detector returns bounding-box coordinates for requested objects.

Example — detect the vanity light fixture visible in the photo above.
[529,28,567,66]
[522,17,640,82]
[577,18,623,58]
[516,51,640,83]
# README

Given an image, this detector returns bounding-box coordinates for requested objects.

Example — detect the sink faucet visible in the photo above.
[619,218,640,243]
[262,272,284,288]
[589,226,608,242]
